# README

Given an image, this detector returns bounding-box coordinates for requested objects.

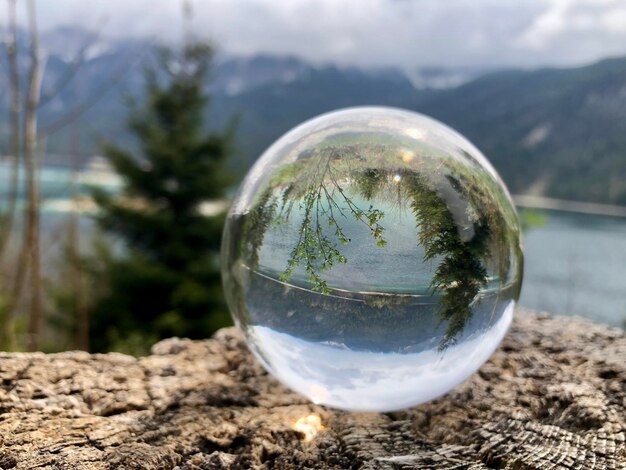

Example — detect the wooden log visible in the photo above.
[0,309,624,469]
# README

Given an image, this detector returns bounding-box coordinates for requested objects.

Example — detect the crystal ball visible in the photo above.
[221,107,523,411]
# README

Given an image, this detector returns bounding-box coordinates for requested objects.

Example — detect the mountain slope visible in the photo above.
[0,27,625,204]
[415,57,626,204]
[209,63,425,170]
[210,56,626,204]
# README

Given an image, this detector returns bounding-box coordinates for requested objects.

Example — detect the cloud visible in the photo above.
[26,0,626,69]
[515,0,626,63]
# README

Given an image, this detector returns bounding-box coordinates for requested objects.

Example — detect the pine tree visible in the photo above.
[90,43,234,353]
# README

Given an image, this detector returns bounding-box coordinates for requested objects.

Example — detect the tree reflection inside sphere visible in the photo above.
[221,107,523,412]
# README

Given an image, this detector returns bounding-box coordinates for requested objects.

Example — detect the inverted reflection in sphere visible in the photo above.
[221,107,523,411]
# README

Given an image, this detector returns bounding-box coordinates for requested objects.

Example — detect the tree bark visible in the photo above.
[0,309,624,469]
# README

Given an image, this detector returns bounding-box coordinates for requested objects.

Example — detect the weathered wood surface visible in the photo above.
[0,309,624,469]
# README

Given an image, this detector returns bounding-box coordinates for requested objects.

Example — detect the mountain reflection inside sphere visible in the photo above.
[221,107,523,411]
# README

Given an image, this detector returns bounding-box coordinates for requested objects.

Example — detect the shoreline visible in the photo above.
[513,194,626,218]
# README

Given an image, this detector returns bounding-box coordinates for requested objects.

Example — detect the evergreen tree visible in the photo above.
[91,42,234,353]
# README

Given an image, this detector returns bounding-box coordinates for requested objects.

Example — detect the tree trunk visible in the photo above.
[0,0,22,351]
[0,0,21,254]
[70,75,90,352]
[0,309,623,469]
[23,0,45,352]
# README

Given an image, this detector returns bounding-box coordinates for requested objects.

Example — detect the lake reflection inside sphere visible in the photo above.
[221,107,523,412]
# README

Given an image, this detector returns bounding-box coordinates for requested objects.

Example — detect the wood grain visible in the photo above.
[0,309,624,469]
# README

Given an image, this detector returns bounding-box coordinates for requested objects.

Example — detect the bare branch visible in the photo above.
[37,23,107,109]
[38,46,146,138]
[0,0,21,257]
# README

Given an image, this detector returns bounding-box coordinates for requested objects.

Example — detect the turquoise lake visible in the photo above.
[1,163,625,329]
[520,210,626,328]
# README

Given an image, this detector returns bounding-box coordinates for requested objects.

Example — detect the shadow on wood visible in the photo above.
[0,308,624,469]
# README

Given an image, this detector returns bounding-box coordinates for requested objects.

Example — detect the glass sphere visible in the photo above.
[221,107,523,412]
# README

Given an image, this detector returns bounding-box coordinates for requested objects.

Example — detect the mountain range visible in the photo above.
[0,27,625,204]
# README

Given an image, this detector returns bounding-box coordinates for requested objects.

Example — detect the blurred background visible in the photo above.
[0,0,624,354]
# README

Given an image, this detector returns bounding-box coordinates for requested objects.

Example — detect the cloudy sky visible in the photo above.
[30,0,626,70]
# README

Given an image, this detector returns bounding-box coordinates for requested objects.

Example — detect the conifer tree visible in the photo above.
[91,42,234,353]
